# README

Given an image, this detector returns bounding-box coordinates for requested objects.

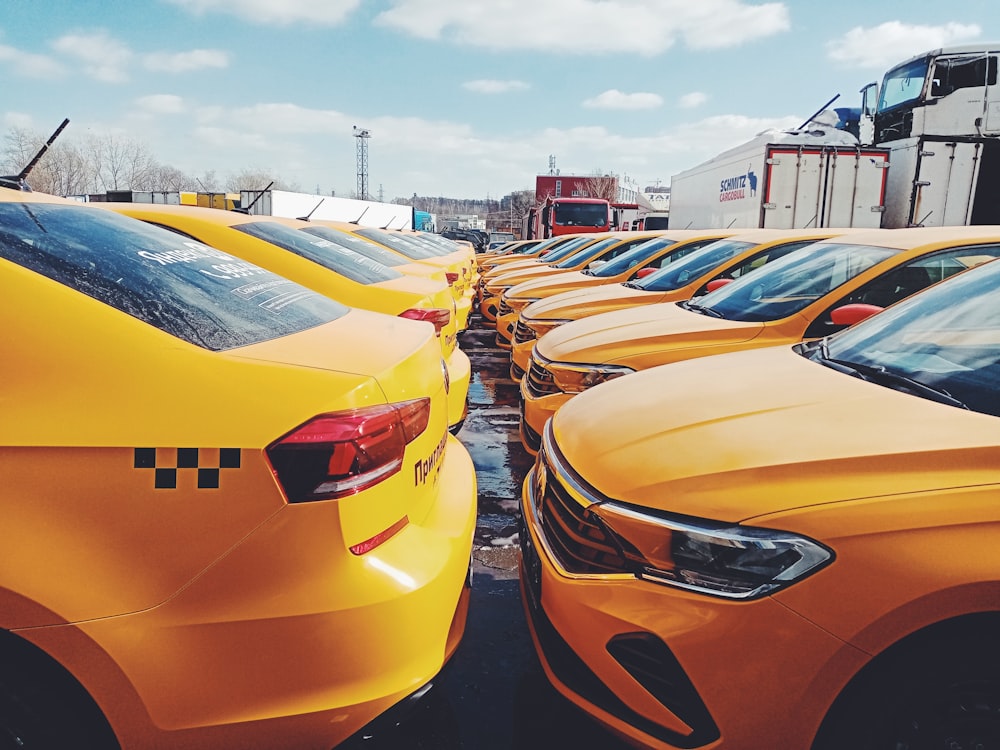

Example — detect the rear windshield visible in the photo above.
[233,221,403,284]
[299,225,409,268]
[0,202,346,351]
[353,228,445,259]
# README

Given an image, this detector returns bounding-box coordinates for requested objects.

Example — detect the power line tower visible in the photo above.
[353,126,371,200]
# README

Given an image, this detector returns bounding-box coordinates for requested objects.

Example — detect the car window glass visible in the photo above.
[234,222,403,284]
[0,202,346,350]
[692,240,816,295]
[803,244,1000,339]
[299,225,407,267]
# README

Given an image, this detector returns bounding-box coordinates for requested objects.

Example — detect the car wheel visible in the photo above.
[813,623,1000,750]
[0,634,119,750]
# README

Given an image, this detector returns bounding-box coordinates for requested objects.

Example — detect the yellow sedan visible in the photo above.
[0,186,476,750]
[103,204,471,434]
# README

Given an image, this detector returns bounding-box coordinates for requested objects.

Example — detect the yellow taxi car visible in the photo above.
[0,187,476,749]
[495,230,733,353]
[520,226,1000,453]
[519,249,1000,749]
[102,204,471,434]
[509,228,866,379]
[481,233,664,323]
[331,222,476,330]
[478,234,598,319]
[476,238,545,269]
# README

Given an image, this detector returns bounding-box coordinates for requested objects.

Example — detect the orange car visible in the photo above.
[481,233,666,324]
[0,187,476,749]
[509,228,865,378]
[520,248,1000,749]
[520,226,1000,453]
[494,230,734,352]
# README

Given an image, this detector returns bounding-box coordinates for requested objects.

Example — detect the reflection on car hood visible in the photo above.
[523,283,658,321]
[535,301,763,365]
[552,346,999,522]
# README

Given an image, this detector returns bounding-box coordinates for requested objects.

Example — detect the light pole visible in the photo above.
[353,126,370,201]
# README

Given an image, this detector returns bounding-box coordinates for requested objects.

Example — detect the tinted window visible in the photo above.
[588,237,676,277]
[807,256,1000,417]
[689,242,897,322]
[299,225,407,267]
[0,202,346,351]
[234,222,403,284]
[354,227,443,259]
[635,240,757,292]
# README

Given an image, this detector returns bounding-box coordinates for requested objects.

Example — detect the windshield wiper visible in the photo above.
[815,343,969,409]
[681,300,724,318]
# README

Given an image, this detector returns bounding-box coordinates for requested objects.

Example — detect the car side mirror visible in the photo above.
[831,303,884,326]
[635,267,657,279]
[705,278,733,292]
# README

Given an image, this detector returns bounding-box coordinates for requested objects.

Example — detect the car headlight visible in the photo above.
[545,362,635,393]
[594,502,833,599]
[503,296,541,313]
[525,318,573,337]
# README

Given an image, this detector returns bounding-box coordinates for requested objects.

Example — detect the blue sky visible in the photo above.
[2,0,998,201]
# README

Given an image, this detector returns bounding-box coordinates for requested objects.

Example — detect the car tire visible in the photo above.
[0,633,119,750]
[812,618,1000,750]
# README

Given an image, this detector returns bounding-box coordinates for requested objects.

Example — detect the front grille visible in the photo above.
[498,297,513,316]
[533,445,627,575]
[513,319,537,344]
[525,355,560,398]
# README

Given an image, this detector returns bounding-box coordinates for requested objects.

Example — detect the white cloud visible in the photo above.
[0,44,65,78]
[376,0,790,56]
[51,31,133,83]
[583,90,664,110]
[462,79,530,94]
[826,22,982,70]
[2,112,36,129]
[143,49,229,73]
[679,91,708,109]
[136,94,187,115]
[165,0,360,26]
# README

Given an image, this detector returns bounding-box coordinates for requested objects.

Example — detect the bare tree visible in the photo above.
[225,168,298,193]
[144,164,199,192]
[2,126,90,195]
[85,133,156,192]
[573,173,619,202]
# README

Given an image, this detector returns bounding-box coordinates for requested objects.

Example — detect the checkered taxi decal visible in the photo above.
[134,448,242,489]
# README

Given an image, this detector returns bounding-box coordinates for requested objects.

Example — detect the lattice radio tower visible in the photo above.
[353,126,371,200]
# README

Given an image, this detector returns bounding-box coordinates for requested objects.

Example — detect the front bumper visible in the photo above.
[519,377,570,455]
[518,462,862,749]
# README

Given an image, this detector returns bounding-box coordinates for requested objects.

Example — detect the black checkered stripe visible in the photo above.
[134,448,241,489]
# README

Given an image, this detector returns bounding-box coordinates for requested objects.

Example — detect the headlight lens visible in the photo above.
[594,502,833,599]
[546,362,635,393]
[525,318,573,337]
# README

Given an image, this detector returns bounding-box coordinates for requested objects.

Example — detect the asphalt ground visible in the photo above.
[351,316,632,749]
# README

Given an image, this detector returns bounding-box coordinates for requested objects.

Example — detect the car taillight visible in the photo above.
[445,272,460,285]
[399,308,451,335]
[267,399,431,503]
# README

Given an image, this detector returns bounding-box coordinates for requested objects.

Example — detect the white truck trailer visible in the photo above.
[668,128,889,230]
[670,44,1000,229]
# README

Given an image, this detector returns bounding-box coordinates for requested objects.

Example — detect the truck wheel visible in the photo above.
[0,634,119,750]
[813,627,1000,750]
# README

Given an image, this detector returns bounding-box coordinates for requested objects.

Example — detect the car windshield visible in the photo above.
[299,225,409,267]
[587,237,676,277]
[635,240,757,291]
[0,202,346,351]
[552,238,620,269]
[353,227,444,259]
[878,56,930,112]
[802,257,1000,417]
[685,242,896,322]
[234,222,402,284]
[553,202,608,228]
[536,237,594,263]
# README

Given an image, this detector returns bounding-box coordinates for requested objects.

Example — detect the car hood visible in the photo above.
[505,270,601,300]
[550,346,1000,522]
[534,301,765,366]
[522,283,658,321]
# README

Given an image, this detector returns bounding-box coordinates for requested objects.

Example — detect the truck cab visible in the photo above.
[860,45,1000,146]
